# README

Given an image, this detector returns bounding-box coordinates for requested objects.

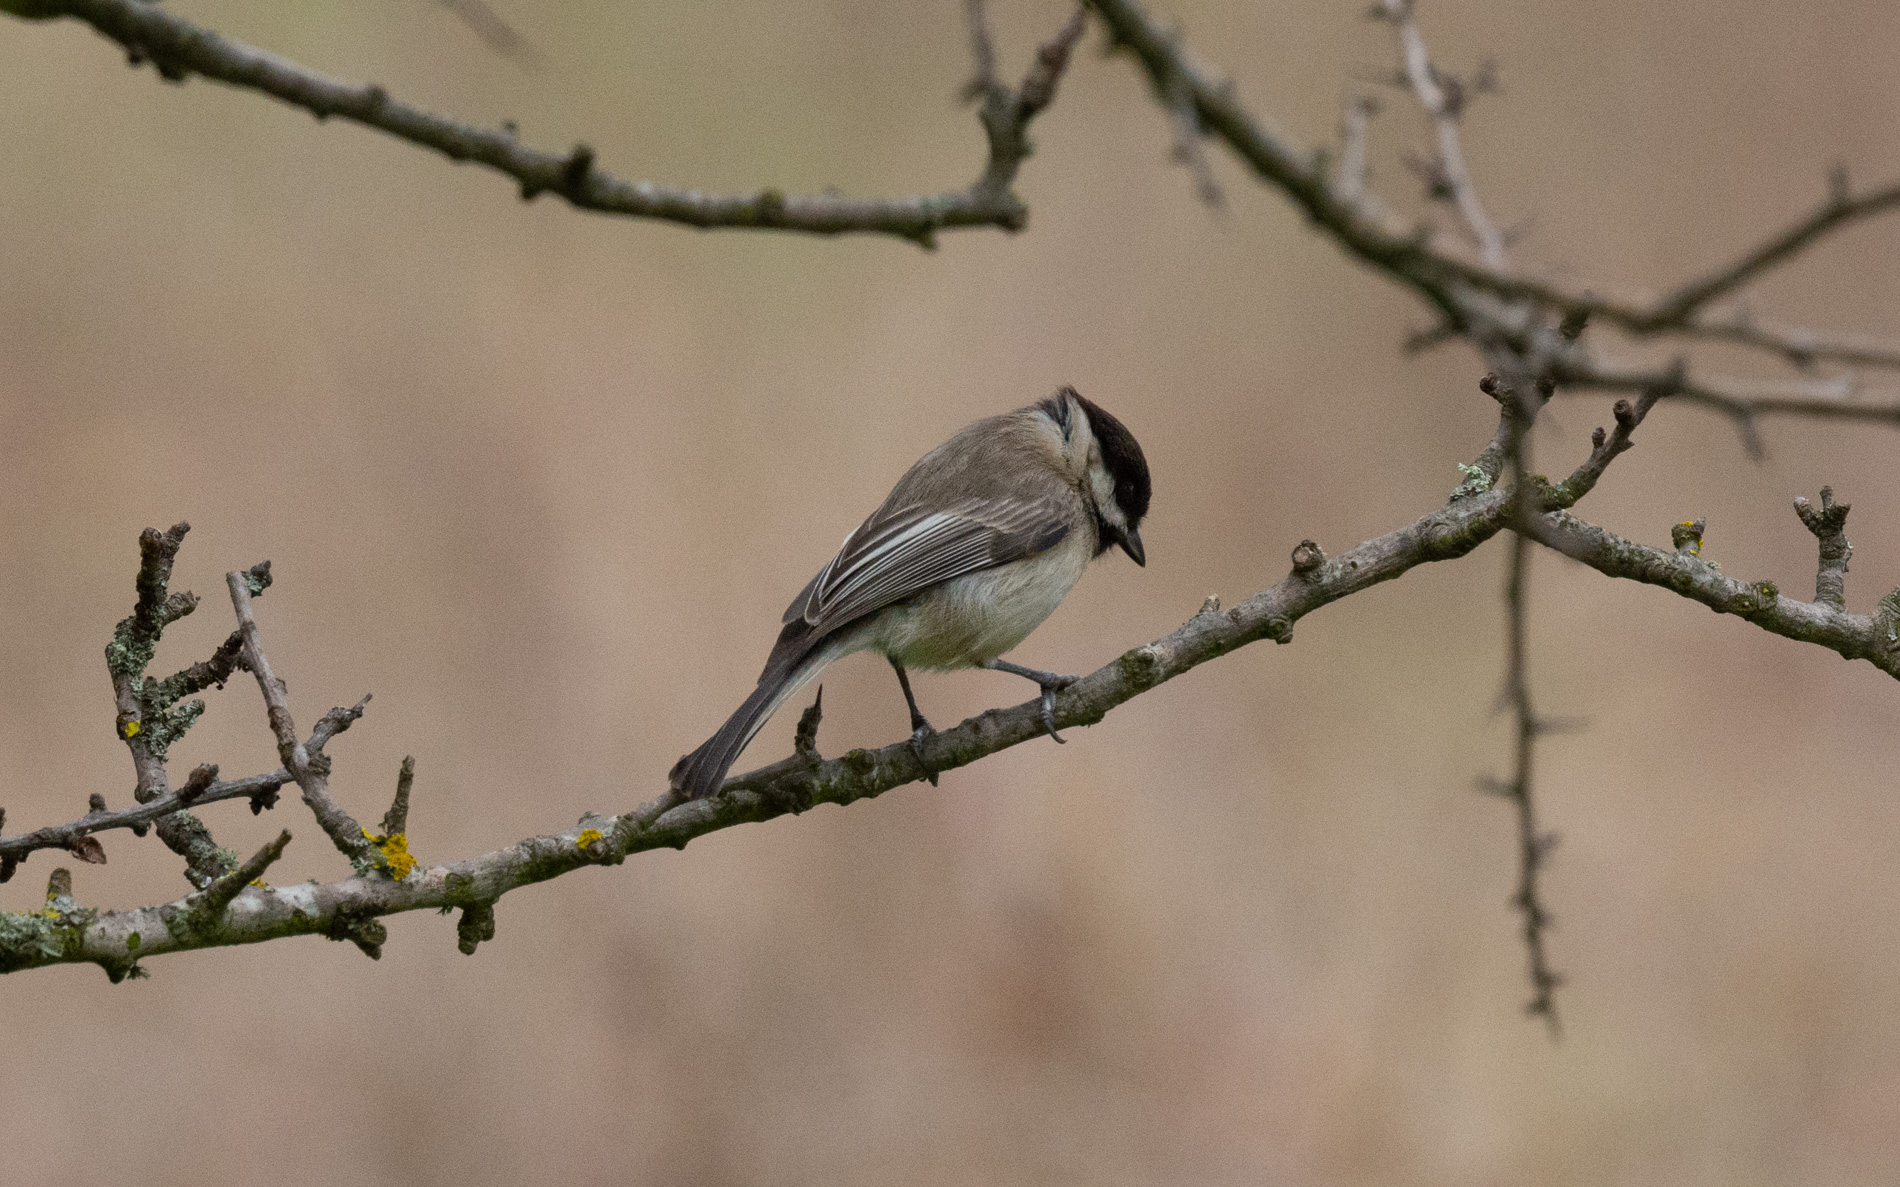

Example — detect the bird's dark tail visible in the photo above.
[670,624,825,800]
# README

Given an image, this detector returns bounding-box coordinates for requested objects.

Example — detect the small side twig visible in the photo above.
[191,831,291,923]
[1793,487,1853,610]
[382,757,415,838]
[1333,94,1377,204]
[227,569,375,866]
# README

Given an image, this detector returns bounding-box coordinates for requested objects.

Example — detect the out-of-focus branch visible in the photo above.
[1333,94,1377,206]
[1084,0,1900,380]
[1554,358,1900,451]
[9,0,1085,249]
[1377,0,1506,268]
[433,0,541,69]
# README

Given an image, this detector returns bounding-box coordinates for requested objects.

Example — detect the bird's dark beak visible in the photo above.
[1118,526,1146,567]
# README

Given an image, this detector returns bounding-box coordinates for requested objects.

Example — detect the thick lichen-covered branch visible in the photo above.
[0,483,1521,976]
[6,0,1084,248]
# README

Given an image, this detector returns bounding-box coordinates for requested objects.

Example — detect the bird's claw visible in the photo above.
[1037,675,1077,744]
[909,721,939,786]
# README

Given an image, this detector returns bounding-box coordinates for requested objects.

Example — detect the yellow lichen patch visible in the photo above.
[1677,521,1703,556]
[360,828,418,881]
[122,720,141,738]
[576,828,605,853]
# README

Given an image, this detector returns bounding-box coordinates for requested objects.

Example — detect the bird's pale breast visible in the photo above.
[862,526,1092,671]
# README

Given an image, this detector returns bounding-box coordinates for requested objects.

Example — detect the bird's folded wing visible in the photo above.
[783,497,1070,636]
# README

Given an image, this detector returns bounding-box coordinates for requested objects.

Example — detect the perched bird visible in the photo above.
[670,386,1152,800]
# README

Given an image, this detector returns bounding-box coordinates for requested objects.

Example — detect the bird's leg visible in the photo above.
[889,659,939,786]
[984,658,1078,744]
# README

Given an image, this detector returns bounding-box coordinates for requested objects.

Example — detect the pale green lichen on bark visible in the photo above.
[1877,589,1900,645]
[1450,462,1493,502]
[0,911,68,972]
[0,878,100,973]
[137,697,205,760]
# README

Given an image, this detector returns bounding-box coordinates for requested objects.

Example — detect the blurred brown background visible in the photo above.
[4,0,1899,1182]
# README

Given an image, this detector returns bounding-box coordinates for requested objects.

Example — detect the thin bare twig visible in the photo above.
[227,570,375,866]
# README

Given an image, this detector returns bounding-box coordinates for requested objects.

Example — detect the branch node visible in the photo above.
[326,907,387,960]
[559,143,596,198]
[457,901,497,956]
[1291,539,1326,575]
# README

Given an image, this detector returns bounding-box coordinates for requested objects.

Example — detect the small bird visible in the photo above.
[670,386,1152,800]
